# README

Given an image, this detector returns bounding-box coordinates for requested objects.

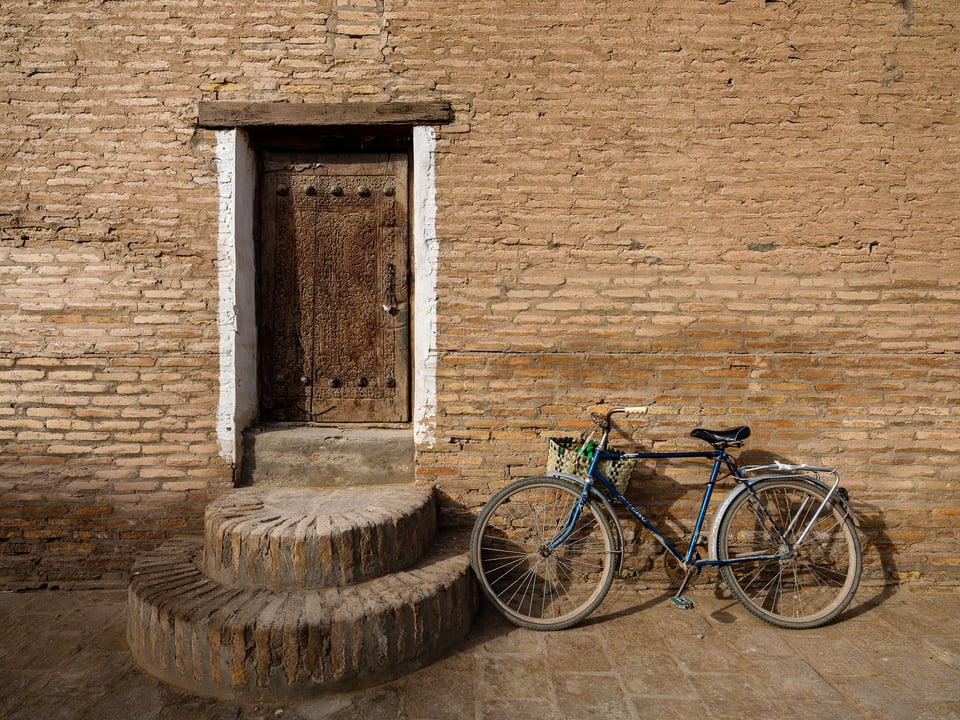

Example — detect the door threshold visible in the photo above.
[240,424,415,487]
[256,421,412,431]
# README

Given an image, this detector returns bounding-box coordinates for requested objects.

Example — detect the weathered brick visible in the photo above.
[0,0,957,587]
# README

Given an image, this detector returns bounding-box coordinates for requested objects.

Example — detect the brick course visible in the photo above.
[1,0,958,585]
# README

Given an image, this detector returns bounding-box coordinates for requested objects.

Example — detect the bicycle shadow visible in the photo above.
[831,500,899,617]
[581,589,678,627]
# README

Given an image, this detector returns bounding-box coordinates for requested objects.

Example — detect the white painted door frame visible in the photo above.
[214,127,439,468]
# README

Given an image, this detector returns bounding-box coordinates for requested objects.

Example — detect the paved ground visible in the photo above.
[0,581,957,720]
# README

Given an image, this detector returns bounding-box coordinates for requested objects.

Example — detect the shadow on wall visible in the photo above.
[616,447,899,610]
[737,449,900,607]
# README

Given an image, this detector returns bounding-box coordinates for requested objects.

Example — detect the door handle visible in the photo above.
[384,262,399,314]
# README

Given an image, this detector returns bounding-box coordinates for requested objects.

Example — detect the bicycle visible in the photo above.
[469,406,862,631]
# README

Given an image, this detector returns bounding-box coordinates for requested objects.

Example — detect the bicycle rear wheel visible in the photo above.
[716,478,861,629]
[470,476,618,630]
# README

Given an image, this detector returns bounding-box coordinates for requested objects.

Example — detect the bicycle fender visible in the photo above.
[546,471,626,571]
[707,474,860,561]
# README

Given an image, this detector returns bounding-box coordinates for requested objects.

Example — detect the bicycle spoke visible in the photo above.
[482,550,534,586]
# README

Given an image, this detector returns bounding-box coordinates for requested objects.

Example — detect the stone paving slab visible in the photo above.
[1,582,958,720]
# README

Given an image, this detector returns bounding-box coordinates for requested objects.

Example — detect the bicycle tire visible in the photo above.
[469,476,618,630]
[715,477,862,629]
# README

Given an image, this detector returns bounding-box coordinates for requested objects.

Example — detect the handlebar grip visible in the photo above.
[620,406,648,414]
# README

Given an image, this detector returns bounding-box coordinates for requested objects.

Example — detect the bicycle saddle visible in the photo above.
[690,426,751,446]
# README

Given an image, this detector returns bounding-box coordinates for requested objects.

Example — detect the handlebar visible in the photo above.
[590,405,652,430]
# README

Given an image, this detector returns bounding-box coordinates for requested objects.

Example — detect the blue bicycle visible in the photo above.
[470,406,863,630]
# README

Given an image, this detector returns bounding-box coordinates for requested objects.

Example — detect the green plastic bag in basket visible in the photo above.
[546,437,635,493]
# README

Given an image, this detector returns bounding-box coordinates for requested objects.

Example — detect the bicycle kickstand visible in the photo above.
[669,568,696,610]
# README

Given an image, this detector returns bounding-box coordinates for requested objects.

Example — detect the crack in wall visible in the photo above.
[894,0,915,35]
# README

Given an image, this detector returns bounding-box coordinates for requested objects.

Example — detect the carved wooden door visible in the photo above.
[258,153,410,423]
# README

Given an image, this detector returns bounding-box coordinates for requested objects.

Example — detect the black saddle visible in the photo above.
[690,426,751,447]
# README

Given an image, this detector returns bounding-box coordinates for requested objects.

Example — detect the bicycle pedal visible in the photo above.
[669,596,695,610]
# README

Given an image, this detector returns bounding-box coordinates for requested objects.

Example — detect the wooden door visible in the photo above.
[258,153,410,423]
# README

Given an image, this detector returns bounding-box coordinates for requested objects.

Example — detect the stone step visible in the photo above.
[202,485,437,591]
[127,531,476,702]
[241,426,415,487]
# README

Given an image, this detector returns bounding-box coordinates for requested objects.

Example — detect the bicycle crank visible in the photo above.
[663,553,702,588]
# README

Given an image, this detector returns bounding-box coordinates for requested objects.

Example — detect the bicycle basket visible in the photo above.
[546,437,635,493]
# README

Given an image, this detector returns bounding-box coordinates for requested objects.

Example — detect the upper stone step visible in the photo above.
[203,485,437,591]
[241,425,414,487]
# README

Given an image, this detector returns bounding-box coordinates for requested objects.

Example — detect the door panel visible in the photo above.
[258,153,410,423]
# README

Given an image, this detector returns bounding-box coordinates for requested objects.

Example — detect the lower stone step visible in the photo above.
[127,531,476,702]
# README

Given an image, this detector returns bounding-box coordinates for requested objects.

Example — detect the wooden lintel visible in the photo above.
[198,101,453,128]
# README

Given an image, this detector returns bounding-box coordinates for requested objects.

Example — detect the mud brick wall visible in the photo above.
[1,0,958,586]
[400,0,960,585]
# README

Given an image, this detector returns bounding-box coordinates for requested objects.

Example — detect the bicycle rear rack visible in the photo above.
[738,462,844,549]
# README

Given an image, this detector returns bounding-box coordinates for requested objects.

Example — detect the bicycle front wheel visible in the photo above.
[469,476,618,630]
[716,478,862,629]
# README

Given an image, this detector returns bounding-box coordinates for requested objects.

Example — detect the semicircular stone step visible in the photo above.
[203,485,437,591]
[127,531,476,702]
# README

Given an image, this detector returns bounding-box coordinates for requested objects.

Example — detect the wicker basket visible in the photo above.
[546,437,635,493]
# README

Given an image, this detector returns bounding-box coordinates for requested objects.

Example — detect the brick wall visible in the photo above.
[401,0,960,584]
[1,0,957,586]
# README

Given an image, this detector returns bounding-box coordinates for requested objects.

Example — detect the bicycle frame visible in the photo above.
[548,447,740,569]
[546,409,840,571]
